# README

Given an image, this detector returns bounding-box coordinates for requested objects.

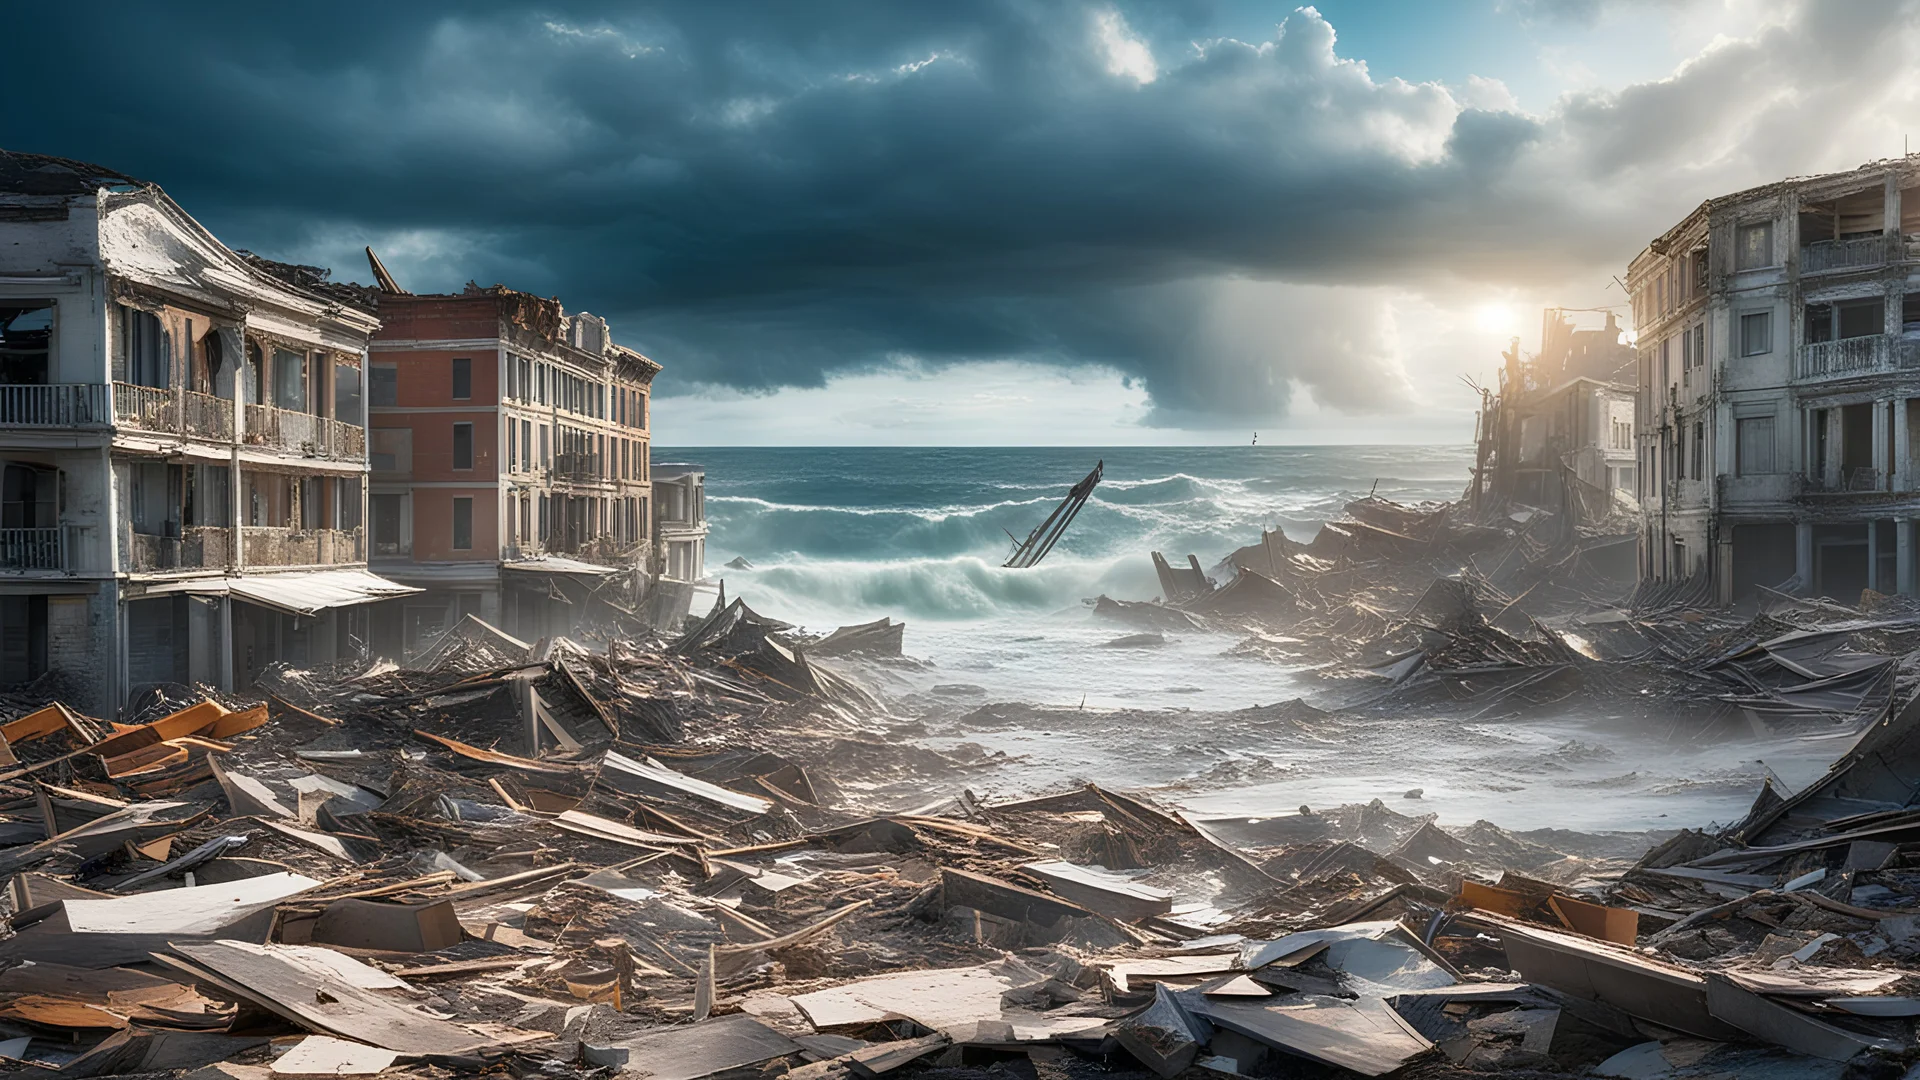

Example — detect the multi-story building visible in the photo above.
[651,463,708,583]
[1630,157,1920,601]
[364,277,660,655]
[0,151,414,715]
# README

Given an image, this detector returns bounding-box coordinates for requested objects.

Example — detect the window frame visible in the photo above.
[451,422,474,471]
[451,496,473,551]
[451,357,472,400]
[1735,220,1775,271]
[1739,310,1772,357]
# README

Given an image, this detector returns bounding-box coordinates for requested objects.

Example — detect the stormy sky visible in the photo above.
[8,0,1920,444]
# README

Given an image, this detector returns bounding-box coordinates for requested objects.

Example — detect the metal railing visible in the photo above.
[112,382,176,433]
[241,526,364,567]
[1796,335,1902,380]
[552,453,604,483]
[244,405,365,460]
[0,384,109,427]
[1802,236,1886,274]
[0,527,64,570]
[182,390,233,440]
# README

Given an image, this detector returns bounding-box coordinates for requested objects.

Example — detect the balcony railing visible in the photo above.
[243,405,365,461]
[182,390,233,440]
[0,384,109,428]
[0,527,66,571]
[552,453,604,483]
[125,526,232,573]
[112,382,175,434]
[1802,236,1886,274]
[241,526,364,567]
[1794,335,1920,381]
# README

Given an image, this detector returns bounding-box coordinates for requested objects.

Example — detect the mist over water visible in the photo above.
[663,445,1837,832]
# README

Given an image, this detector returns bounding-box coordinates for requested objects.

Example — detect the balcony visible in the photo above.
[551,452,605,484]
[0,384,109,428]
[113,382,174,434]
[1801,236,1886,275]
[243,405,364,461]
[0,527,71,571]
[125,526,232,573]
[241,526,363,567]
[1794,335,1920,382]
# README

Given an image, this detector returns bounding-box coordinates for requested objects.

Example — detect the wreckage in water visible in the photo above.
[1002,460,1103,569]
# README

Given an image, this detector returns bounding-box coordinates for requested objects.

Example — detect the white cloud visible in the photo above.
[1093,9,1158,85]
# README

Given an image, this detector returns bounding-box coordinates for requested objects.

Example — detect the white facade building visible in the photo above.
[0,151,415,714]
[1632,157,1920,602]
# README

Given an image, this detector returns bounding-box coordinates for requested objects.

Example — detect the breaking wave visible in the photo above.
[686,445,1476,625]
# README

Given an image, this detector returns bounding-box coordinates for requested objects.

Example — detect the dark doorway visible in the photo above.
[1730,523,1797,599]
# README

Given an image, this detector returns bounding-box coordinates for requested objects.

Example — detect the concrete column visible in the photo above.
[1868,520,1881,592]
[1796,522,1814,590]
[1898,398,1912,493]
[1900,519,1915,596]
[1874,400,1891,489]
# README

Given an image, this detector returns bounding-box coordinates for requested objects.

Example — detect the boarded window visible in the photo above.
[1736,221,1773,270]
[452,423,473,470]
[1737,416,1775,475]
[1740,311,1771,356]
[452,357,471,400]
[452,497,473,551]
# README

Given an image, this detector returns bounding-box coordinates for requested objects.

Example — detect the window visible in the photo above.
[121,306,167,388]
[369,364,397,406]
[272,348,307,411]
[371,494,403,555]
[1736,221,1773,270]
[1740,311,1772,356]
[1737,416,1775,475]
[1691,421,1704,479]
[334,363,363,425]
[506,420,517,473]
[451,357,471,400]
[1692,324,1705,371]
[452,422,473,470]
[540,424,550,467]
[521,419,531,472]
[452,497,473,551]
[1,302,54,387]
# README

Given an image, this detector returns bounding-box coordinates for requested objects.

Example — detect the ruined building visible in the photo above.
[1468,308,1637,535]
[362,274,661,656]
[1632,158,1920,601]
[651,462,707,585]
[0,151,416,715]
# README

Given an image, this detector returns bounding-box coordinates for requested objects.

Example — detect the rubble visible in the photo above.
[0,501,1917,1080]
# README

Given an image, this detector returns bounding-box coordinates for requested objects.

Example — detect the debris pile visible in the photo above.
[0,587,1914,1078]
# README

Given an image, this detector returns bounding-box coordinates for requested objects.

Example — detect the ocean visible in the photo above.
[656,445,1839,832]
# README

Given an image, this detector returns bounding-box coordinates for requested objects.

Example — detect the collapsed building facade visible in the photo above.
[0,152,416,716]
[362,278,662,656]
[1632,157,1920,602]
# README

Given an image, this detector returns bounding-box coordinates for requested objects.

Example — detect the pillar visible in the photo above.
[1898,398,1912,493]
[1868,520,1881,592]
[1796,522,1814,590]
[1873,400,1891,489]
[1900,519,1915,597]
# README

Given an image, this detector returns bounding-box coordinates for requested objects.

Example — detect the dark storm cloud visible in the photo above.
[4,0,1915,424]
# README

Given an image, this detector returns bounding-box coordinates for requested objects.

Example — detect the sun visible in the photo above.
[1475,303,1518,335]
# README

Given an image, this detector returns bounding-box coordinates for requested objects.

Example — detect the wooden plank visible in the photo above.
[210,755,294,818]
[848,1033,949,1077]
[1488,915,1744,1041]
[584,1015,799,1080]
[269,1035,398,1076]
[1549,894,1640,945]
[1019,860,1172,922]
[162,941,496,1055]
[412,730,581,775]
[1191,995,1431,1078]
[551,809,699,849]
[204,704,268,740]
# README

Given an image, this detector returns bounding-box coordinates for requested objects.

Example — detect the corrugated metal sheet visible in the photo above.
[163,568,420,616]
[501,556,622,577]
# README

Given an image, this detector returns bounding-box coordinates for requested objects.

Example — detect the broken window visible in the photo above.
[452,423,474,471]
[452,357,471,400]
[0,302,53,386]
[1736,416,1775,475]
[452,497,473,551]
[1740,311,1772,356]
[1736,221,1774,270]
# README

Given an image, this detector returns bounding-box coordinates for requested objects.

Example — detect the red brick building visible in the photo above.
[364,283,658,655]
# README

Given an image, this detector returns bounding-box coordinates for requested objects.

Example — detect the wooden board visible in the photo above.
[269,1035,398,1076]
[1705,973,1902,1060]
[1489,915,1744,1041]
[1019,860,1172,922]
[1192,995,1432,1078]
[591,1015,799,1080]
[163,941,495,1055]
